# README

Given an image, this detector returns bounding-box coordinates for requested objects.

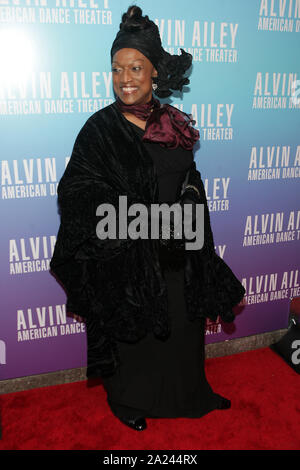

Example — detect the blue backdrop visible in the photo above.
[0,0,299,380]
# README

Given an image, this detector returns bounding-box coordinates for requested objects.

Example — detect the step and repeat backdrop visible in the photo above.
[0,0,299,380]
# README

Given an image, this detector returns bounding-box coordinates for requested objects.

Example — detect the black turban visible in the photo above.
[110,5,193,98]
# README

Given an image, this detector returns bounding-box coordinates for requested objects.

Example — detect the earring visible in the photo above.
[152,82,158,91]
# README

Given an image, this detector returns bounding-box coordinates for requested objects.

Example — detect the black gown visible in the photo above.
[101,120,225,419]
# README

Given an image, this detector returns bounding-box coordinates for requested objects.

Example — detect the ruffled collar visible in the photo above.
[115,95,199,151]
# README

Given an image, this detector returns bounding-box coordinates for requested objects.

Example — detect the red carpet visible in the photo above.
[0,347,299,450]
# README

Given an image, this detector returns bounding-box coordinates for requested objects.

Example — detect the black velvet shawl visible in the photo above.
[49,101,246,378]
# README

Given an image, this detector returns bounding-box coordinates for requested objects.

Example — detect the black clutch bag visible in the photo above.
[158,168,198,270]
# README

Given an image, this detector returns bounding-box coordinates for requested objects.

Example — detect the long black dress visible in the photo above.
[101,120,225,419]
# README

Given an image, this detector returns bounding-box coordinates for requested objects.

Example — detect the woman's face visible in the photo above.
[112,48,157,105]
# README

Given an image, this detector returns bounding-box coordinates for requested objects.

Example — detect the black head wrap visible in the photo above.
[110,5,193,98]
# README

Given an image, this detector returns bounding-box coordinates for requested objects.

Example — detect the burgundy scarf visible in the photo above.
[115,95,199,151]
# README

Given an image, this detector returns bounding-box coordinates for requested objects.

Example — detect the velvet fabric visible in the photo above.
[115,95,200,150]
[50,100,246,379]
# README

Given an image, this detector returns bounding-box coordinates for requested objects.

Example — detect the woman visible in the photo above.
[50,5,245,431]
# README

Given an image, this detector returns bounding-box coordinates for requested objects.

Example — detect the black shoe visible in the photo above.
[216,396,231,410]
[117,415,147,431]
